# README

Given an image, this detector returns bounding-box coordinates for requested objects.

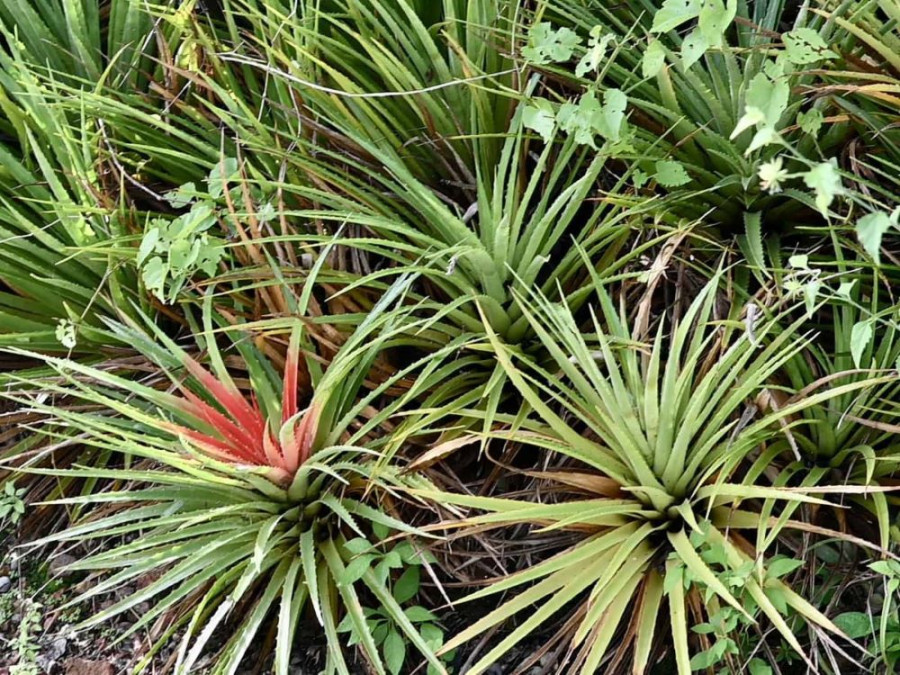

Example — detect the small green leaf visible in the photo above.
[340,555,374,586]
[698,0,737,47]
[375,559,391,587]
[654,160,691,187]
[344,538,372,556]
[55,319,77,349]
[651,0,702,33]
[643,40,667,78]
[257,202,276,223]
[522,23,580,64]
[735,68,789,140]
[557,94,602,148]
[833,612,873,639]
[746,126,780,154]
[372,621,389,646]
[681,28,708,68]
[766,585,788,613]
[850,321,873,368]
[632,168,650,189]
[766,557,804,579]
[137,227,160,265]
[663,562,684,596]
[522,101,556,142]
[164,181,197,208]
[748,658,774,675]
[393,567,420,604]
[595,88,628,143]
[803,159,843,216]
[371,521,391,541]
[836,280,856,299]
[576,28,614,77]
[870,560,900,577]
[383,629,406,675]
[797,108,824,135]
[788,254,808,269]
[207,157,239,198]
[689,639,728,669]
[803,279,821,317]
[420,623,444,648]
[337,613,355,634]
[141,256,168,300]
[856,211,893,265]
[783,28,837,64]
[404,606,438,623]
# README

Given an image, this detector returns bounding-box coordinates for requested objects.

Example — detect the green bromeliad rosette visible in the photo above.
[411,274,896,674]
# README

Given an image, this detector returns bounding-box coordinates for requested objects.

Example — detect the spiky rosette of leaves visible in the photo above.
[163,330,320,485]
[412,275,892,674]
[2,290,456,675]
[775,272,900,548]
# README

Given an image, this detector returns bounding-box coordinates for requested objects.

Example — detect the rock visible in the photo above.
[48,554,78,577]
[0,575,10,593]
[63,658,114,675]
[48,636,68,660]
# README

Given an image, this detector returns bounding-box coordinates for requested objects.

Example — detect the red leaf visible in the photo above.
[263,427,288,471]
[294,404,320,467]
[282,330,301,425]
[180,389,264,462]
[183,356,266,440]
[162,422,255,464]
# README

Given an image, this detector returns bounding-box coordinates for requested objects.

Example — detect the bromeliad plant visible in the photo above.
[3,294,450,675]
[414,275,890,674]
[0,0,164,355]
[776,272,900,549]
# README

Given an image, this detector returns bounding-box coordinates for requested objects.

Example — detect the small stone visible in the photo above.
[63,658,114,675]
[0,575,11,593]
[49,636,68,659]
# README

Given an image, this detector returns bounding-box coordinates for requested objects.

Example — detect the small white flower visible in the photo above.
[55,318,77,349]
[758,157,790,194]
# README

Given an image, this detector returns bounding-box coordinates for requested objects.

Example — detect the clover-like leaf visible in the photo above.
[643,39,667,78]
[576,28,615,77]
[654,160,691,187]
[745,69,790,127]
[522,23,580,65]
[698,0,737,47]
[797,108,824,135]
[207,157,240,198]
[856,211,893,264]
[651,0,702,33]
[141,256,168,301]
[803,159,843,216]
[681,28,708,68]
[595,88,628,142]
[522,100,556,142]
[783,28,837,64]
